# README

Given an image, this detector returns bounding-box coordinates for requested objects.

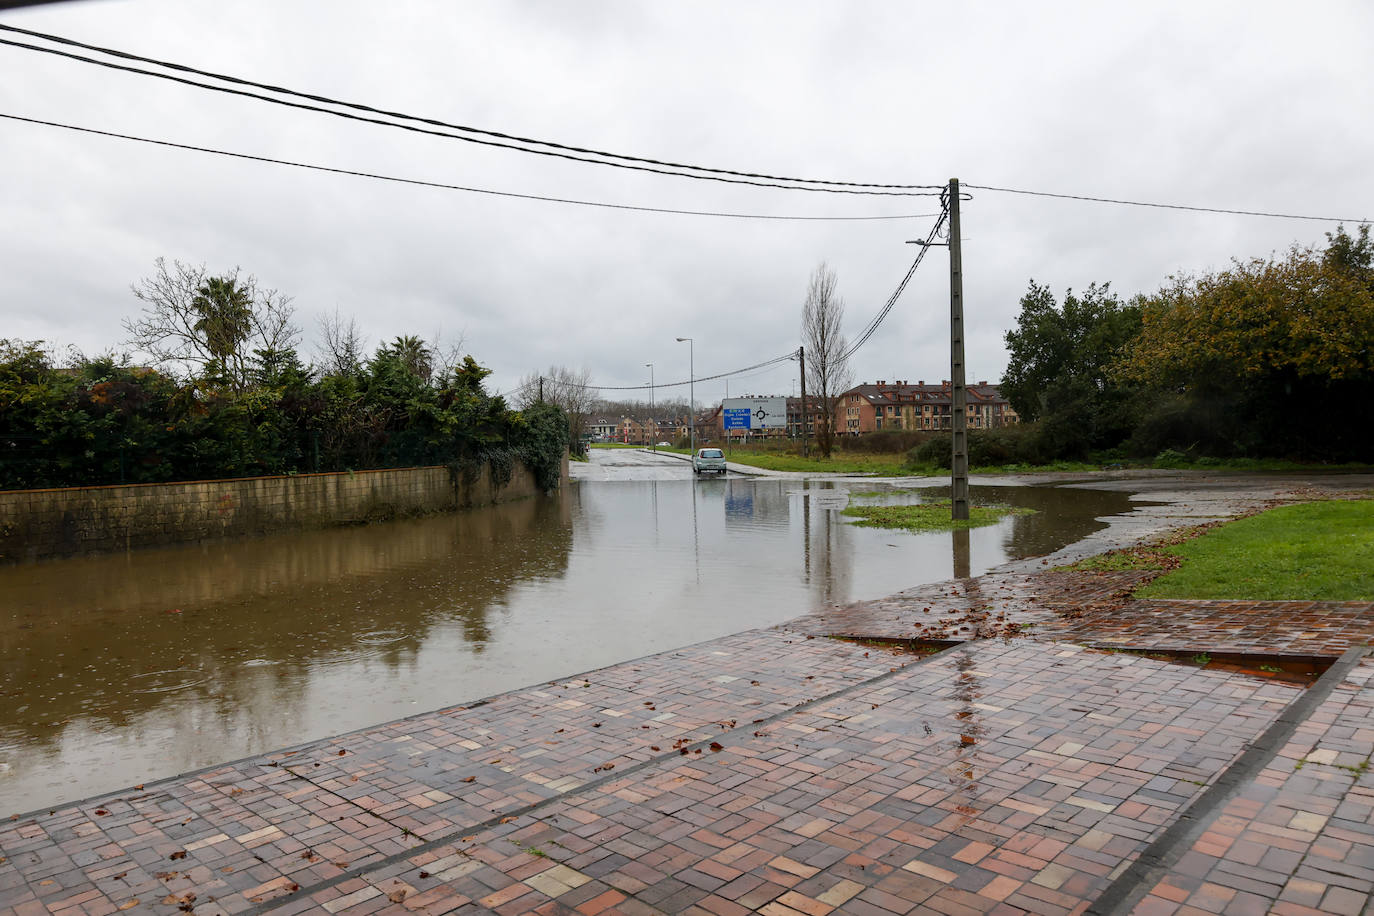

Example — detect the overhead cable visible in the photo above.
[535,205,950,393]
[841,204,949,360]
[964,183,1370,224]
[572,351,799,392]
[0,113,937,221]
[0,25,944,196]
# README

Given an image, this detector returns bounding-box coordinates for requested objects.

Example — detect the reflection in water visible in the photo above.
[948,652,986,826]
[953,528,971,580]
[1,480,1135,811]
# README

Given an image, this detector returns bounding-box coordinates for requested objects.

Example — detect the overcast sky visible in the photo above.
[3,1,1371,404]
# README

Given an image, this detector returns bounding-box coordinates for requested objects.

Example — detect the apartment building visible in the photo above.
[839,380,1018,434]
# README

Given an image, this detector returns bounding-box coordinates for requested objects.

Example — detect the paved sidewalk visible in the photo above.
[2,476,1371,915]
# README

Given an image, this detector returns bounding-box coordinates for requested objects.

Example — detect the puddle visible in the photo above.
[355,630,410,646]
[127,669,207,694]
[1088,647,1332,686]
[830,635,961,655]
[0,480,1144,811]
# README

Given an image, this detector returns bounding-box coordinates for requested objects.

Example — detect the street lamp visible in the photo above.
[646,362,655,452]
[676,337,694,454]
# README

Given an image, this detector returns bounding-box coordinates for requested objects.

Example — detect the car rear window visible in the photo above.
[701,449,723,458]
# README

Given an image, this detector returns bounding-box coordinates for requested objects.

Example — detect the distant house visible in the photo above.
[786,396,826,440]
[838,380,1018,434]
[587,418,619,440]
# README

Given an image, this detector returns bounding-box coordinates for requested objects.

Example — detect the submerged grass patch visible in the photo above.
[1137,499,1374,600]
[841,501,1034,531]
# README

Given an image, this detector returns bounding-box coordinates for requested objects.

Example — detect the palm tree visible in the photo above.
[192,277,254,388]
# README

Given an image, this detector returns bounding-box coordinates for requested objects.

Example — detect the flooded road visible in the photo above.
[0,467,1137,811]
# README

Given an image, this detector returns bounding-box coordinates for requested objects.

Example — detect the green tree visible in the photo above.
[1119,230,1374,459]
[1001,282,1141,458]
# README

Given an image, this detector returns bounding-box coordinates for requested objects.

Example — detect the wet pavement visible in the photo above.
[0,470,1372,915]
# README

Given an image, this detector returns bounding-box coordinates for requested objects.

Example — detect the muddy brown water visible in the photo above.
[1,479,1135,811]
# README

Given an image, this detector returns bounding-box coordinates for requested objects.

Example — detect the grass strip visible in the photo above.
[841,501,1033,531]
[1137,499,1374,600]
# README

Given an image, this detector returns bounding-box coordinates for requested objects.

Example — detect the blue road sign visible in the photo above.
[723,408,751,430]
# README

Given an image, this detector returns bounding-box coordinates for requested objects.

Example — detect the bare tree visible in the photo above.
[124,257,298,389]
[517,365,598,447]
[429,328,468,380]
[801,262,853,458]
[316,308,367,378]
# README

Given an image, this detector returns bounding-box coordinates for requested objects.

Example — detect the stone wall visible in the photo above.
[0,458,567,563]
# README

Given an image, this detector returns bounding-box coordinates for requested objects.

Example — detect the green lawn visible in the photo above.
[717,450,909,475]
[841,501,1033,531]
[1137,499,1374,600]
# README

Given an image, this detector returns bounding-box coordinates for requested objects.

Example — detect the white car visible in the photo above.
[692,447,727,475]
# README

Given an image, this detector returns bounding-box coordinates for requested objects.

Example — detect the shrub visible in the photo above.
[843,429,932,454]
[905,425,1041,469]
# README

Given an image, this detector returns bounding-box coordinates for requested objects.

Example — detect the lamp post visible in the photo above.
[646,362,655,452]
[676,337,694,454]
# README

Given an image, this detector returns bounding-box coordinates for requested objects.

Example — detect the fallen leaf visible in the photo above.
[709,742,724,752]
[650,746,660,751]
[168,851,187,861]
[462,776,476,783]
[118,900,140,911]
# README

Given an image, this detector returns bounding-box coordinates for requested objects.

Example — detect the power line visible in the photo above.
[842,203,949,360]
[964,183,1370,224]
[0,113,938,221]
[571,351,799,392]
[496,351,797,400]
[0,25,945,197]
[507,204,951,397]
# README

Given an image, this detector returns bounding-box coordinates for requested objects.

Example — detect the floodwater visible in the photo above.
[0,477,1136,811]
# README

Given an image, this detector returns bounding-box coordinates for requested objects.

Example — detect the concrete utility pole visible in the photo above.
[947,178,970,520]
[646,363,655,452]
[798,346,809,457]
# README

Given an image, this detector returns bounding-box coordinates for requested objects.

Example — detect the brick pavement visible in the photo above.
[809,568,1374,660]
[1133,658,1374,916]
[287,642,1306,916]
